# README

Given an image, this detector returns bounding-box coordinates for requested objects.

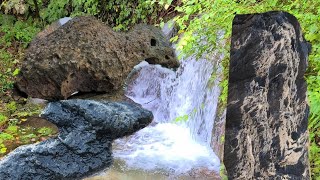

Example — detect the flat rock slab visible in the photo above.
[0,100,153,180]
[224,11,310,179]
[16,16,179,100]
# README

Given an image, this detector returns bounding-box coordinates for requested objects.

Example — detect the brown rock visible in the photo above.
[16,16,179,100]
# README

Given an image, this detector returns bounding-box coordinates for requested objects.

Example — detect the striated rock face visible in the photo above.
[0,100,153,180]
[224,11,310,179]
[16,16,179,100]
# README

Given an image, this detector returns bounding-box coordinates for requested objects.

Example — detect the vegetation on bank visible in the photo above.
[0,0,319,178]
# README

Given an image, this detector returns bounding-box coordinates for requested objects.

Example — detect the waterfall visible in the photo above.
[112,44,223,174]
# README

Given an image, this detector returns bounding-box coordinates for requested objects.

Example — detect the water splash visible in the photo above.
[112,51,222,174]
[58,17,72,25]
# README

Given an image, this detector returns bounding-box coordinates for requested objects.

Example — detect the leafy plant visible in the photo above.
[174,114,189,123]
[0,49,15,92]
[220,163,228,180]
[4,125,18,135]
[0,133,14,142]
[0,113,8,126]
[20,133,37,143]
[0,16,41,48]
[37,127,53,136]
[39,0,177,31]
[0,143,7,154]
[5,101,17,113]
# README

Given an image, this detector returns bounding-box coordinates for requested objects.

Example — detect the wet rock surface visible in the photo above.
[224,11,310,179]
[0,99,153,180]
[16,16,179,100]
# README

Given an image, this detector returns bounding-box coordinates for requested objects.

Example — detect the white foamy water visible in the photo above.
[112,50,223,175]
[59,17,72,25]
[114,123,219,174]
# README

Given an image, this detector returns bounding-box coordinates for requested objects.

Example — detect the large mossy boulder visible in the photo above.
[224,11,310,179]
[16,16,179,100]
[0,99,153,180]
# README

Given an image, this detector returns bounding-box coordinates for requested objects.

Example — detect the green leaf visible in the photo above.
[12,68,20,76]
[0,147,7,154]
[0,133,14,141]
[174,114,189,123]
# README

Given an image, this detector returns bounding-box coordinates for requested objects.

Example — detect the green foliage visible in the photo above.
[0,132,14,154]
[104,0,155,31]
[0,144,7,154]
[0,133,14,142]
[5,101,17,113]
[174,108,198,123]
[0,99,56,157]
[0,13,40,93]
[5,125,18,135]
[37,127,53,136]
[41,0,70,23]
[0,49,15,92]
[20,133,37,143]
[0,14,41,47]
[219,164,228,180]
[12,68,20,76]
[0,124,56,155]
[0,113,8,126]
[38,0,170,31]
[174,114,189,123]
[12,103,43,118]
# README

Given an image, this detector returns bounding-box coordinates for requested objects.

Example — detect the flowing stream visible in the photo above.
[87,25,223,179]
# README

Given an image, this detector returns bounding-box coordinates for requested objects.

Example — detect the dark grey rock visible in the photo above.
[0,100,153,180]
[224,11,310,179]
[16,16,179,100]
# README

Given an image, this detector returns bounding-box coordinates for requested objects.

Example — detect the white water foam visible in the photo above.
[114,123,219,174]
[59,17,72,25]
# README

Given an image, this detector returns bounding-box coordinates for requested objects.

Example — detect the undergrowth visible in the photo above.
[0,12,54,157]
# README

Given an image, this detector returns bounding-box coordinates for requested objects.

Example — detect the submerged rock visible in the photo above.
[16,16,179,100]
[224,11,310,179]
[0,100,153,180]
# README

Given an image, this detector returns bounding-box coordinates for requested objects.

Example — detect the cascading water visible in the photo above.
[110,50,223,177]
[85,24,224,179]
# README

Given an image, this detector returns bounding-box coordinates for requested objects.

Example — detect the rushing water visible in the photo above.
[109,50,223,176]
[86,23,224,179]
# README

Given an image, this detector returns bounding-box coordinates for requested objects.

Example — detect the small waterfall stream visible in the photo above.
[114,55,221,173]
[109,50,223,178]
[87,24,224,179]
